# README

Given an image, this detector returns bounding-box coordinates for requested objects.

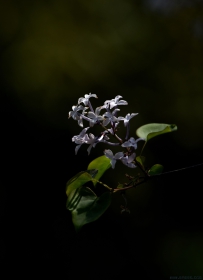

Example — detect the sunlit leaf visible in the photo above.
[148,164,164,176]
[71,187,112,232]
[66,171,93,196]
[136,123,177,142]
[87,155,111,186]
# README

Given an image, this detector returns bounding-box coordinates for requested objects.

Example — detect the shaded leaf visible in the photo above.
[66,171,93,196]
[71,187,112,232]
[87,155,111,186]
[148,164,164,176]
[136,123,177,142]
[136,156,145,169]
[86,169,98,178]
[66,187,82,211]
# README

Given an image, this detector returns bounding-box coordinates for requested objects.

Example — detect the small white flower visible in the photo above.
[118,113,138,127]
[103,109,120,126]
[72,127,90,154]
[120,153,136,168]
[68,105,86,120]
[85,133,98,155]
[104,149,124,169]
[86,132,111,155]
[104,95,128,109]
[121,137,144,150]
[77,116,83,127]
[78,106,89,127]
[87,106,104,127]
[78,93,98,106]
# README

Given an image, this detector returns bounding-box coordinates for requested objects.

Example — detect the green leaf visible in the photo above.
[148,164,164,176]
[86,169,98,178]
[71,187,112,232]
[136,156,145,169]
[117,183,125,189]
[66,171,93,196]
[136,123,177,142]
[87,155,111,186]
[66,187,82,211]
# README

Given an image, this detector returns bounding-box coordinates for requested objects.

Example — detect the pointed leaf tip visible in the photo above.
[148,164,164,176]
[136,123,177,142]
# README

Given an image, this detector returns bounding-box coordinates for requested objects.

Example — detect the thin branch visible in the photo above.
[125,123,130,140]
[113,162,203,192]
[101,140,120,146]
[113,178,148,193]
[92,179,113,192]
[134,158,149,177]
[139,141,146,156]
[151,162,203,176]
[114,133,123,144]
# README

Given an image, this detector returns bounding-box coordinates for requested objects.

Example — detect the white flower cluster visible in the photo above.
[69,93,144,169]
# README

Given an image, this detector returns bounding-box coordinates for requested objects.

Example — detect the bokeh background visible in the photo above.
[1,0,203,278]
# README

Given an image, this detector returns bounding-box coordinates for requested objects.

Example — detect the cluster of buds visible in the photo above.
[69,93,144,169]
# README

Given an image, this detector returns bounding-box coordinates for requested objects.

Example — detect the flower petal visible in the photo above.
[75,144,82,155]
[104,149,113,159]
[111,159,117,169]
[79,127,90,137]
[121,140,131,147]
[78,118,83,127]
[103,118,110,126]
[115,95,123,101]
[87,144,94,155]
[87,112,96,119]
[128,153,136,163]
[117,100,128,106]
[115,152,124,159]
[126,163,136,168]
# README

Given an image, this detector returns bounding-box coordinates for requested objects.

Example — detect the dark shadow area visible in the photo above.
[1,0,203,278]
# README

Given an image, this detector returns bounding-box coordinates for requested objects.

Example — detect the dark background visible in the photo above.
[1,0,203,278]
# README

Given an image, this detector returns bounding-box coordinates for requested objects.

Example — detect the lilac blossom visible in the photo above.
[122,137,144,150]
[72,127,90,155]
[87,106,104,127]
[77,107,89,127]
[69,105,88,127]
[68,105,86,120]
[118,113,138,127]
[104,149,124,169]
[104,95,128,109]
[69,94,145,169]
[84,133,98,155]
[120,153,136,168]
[103,109,120,126]
[78,93,98,107]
